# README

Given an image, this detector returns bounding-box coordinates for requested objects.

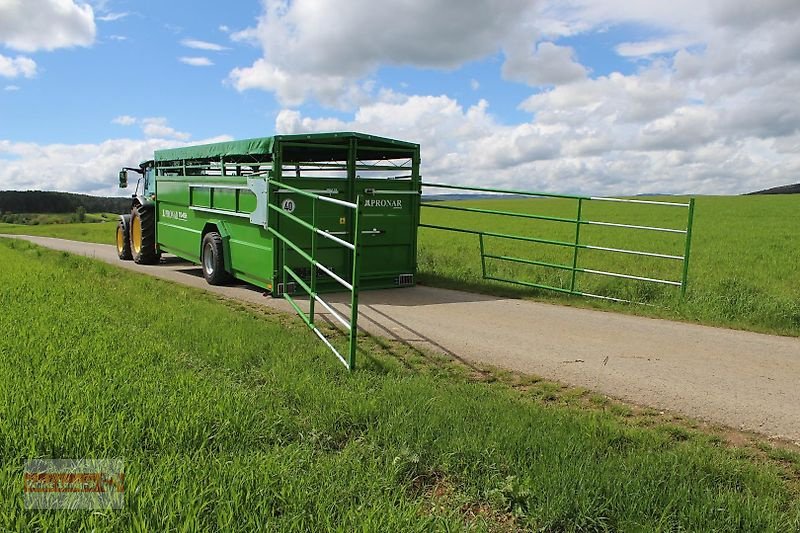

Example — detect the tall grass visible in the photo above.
[0,238,798,531]
[419,195,800,336]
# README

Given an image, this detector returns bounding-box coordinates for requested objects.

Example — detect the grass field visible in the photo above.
[420,195,800,336]
[0,212,117,225]
[0,220,116,244]
[1,195,798,336]
[1,237,799,530]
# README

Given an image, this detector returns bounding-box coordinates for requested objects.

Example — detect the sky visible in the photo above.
[0,0,799,197]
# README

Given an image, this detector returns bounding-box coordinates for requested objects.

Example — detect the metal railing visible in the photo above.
[420,183,696,303]
[267,178,362,370]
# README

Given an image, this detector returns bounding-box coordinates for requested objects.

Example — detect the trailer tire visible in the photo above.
[131,205,160,265]
[201,232,230,285]
[116,220,132,260]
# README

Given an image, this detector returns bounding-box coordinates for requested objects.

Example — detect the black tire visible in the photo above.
[201,232,231,285]
[131,205,160,265]
[115,220,132,260]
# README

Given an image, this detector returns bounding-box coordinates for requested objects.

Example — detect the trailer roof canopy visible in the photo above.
[154,132,418,163]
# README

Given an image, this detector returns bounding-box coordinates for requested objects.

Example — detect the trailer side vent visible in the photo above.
[395,274,414,287]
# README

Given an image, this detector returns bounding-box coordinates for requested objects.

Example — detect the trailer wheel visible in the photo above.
[131,205,160,265]
[201,232,230,285]
[116,220,132,260]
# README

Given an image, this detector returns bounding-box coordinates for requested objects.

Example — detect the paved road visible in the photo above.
[6,235,800,443]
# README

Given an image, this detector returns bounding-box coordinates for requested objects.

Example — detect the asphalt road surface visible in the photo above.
[6,235,800,443]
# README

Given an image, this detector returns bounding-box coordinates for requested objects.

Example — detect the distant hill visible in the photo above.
[746,183,800,195]
[0,190,130,215]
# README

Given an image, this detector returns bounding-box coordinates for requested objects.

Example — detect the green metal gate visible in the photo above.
[267,178,363,370]
[420,183,695,304]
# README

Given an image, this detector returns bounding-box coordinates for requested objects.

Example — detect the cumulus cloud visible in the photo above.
[229,0,539,107]
[0,135,232,196]
[275,81,800,195]
[179,56,213,67]
[0,54,37,79]
[503,41,587,86]
[257,0,800,194]
[0,0,95,52]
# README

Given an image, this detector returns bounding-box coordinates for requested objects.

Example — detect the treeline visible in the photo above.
[747,183,800,195]
[0,190,129,215]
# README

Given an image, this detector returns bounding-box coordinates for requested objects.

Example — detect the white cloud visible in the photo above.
[97,12,127,22]
[4,85,20,91]
[229,0,538,107]
[180,38,228,51]
[140,118,190,140]
[0,0,95,52]
[109,116,191,140]
[111,115,136,126]
[275,82,800,195]
[503,41,587,86]
[219,25,230,33]
[108,35,127,41]
[179,56,213,67]
[251,0,800,194]
[0,54,37,79]
[0,135,232,196]
[470,79,480,91]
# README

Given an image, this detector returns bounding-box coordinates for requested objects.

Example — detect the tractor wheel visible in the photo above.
[131,205,160,264]
[201,231,230,285]
[116,220,132,260]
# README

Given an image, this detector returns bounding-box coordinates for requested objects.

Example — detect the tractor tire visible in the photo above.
[116,219,132,260]
[130,205,160,265]
[201,231,231,285]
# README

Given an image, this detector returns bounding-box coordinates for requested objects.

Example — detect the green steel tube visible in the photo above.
[479,233,487,279]
[348,195,363,371]
[423,182,588,200]
[309,197,317,323]
[422,202,577,224]
[268,227,315,266]
[419,223,576,248]
[283,293,313,329]
[284,265,313,298]
[267,203,319,236]
[485,275,577,295]
[270,178,357,207]
[681,198,696,297]
[483,254,574,272]
[570,198,583,292]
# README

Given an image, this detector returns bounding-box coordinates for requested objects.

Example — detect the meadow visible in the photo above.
[419,195,800,336]
[0,219,116,244]
[1,237,799,531]
[1,194,798,336]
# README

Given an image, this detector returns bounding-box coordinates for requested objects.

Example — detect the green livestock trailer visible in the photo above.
[116,132,420,369]
[117,132,420,293]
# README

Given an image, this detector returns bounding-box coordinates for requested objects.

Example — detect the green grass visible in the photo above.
[2,195,798,336]
[420,195,800,336]
[0,212,117,225]
[1,237,799,531]
[0,220,117,244]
